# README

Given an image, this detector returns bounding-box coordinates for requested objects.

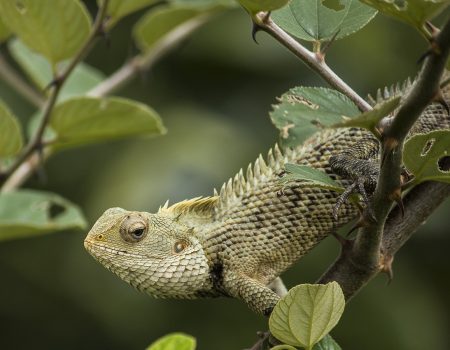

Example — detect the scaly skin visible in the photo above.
[84,82,450,315]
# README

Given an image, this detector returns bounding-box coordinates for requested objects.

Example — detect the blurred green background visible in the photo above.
[0,2,449,350]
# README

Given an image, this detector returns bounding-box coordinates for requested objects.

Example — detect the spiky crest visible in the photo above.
[367,77,413,106]
[216,143,289,208]
[158,196,219,218]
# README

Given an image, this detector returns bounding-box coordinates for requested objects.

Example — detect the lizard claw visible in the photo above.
[333,182,357,220]
[333,177,376,221]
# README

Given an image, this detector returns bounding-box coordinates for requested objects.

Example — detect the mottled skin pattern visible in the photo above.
[85,82,450,316]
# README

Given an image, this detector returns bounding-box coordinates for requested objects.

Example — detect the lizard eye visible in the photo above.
[174,240,188,253]
[120,215,148,243]
[131,227,145,239]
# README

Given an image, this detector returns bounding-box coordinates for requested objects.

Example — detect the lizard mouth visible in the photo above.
[84,238,164,260]
[84,239,140,258]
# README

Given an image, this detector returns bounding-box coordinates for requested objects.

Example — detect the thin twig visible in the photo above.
[1,12,211,192]
[1,152,41,193]
[0,0,110,189]
[0,53,45,108]
[319,17,450,299]
[88,13,211,98]
[252,12,372,112]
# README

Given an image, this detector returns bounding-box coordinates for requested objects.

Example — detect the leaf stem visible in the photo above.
[0,52,45,108]
[0,0,110,191]
[252,12,372,112]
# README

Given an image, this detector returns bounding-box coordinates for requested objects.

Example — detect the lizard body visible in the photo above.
[84,80,450,315]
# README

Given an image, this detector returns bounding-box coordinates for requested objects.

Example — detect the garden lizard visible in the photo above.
[84,80,450,316]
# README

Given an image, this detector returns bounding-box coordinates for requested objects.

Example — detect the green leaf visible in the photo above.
[0,189,86,241]
[9,39,105,102]
[360,0,450,31]
[269,282,345,349]
[313,334,342,350]
[270,345,298,350]
[238,0,290,13]
[0,100,23,157]
[98,0,159,27]
[272,0,377,42]
[146,333,196,350]
[133,5,210,52]
[172,0,236,6]
[282,164,344,193]
[403,130,450,184]
[0,0,91,63]
[270,87,360,147]
[0,14,11,42]
[331,96,401,134]
[49,96,166,150]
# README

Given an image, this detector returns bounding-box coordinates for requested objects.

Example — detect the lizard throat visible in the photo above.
[84,239,214,299]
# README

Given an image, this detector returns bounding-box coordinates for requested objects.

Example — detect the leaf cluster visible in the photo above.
[0,0,233,240]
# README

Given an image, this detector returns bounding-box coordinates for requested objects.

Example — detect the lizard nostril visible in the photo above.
[97,234,104,240]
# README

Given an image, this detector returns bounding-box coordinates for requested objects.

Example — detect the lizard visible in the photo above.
[84,78,450,316]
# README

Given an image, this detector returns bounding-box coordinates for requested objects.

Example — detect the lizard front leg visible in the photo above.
[224,272,281,316]
[329,135,380,218]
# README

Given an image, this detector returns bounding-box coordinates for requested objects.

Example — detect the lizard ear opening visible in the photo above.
[120,215,148,243]
[173,239,189,253]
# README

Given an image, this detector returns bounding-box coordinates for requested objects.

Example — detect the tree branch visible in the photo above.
[1,12,212,192]
[319,17,450,298]
[0,0,110,190]
[248,15,450,350]
[88,14,210,98]
[319,181,450,299]
[0,53,45,108]
[252,12,372,112]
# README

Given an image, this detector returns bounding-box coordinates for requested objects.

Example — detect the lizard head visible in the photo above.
[84,207,211,298]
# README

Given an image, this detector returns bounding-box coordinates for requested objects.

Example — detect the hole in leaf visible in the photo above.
[311,119,325,128]
[48,202,66,219]
[322,0,345,11]
[420,138,435,156]
[15,1,27,14]
[438,156,450,172]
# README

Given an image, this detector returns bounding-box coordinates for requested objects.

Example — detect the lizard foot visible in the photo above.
[332,175,376,221]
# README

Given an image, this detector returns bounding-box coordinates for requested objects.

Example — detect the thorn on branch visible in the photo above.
[380,253,394,284]
[380,137,398,168]
[252,22,261,44]
[400,172,414,191]
[331,231,353,249]
[418,25,443,64]
[425,21,440,38]
[389,187,404,219]
[347,214,371,236]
